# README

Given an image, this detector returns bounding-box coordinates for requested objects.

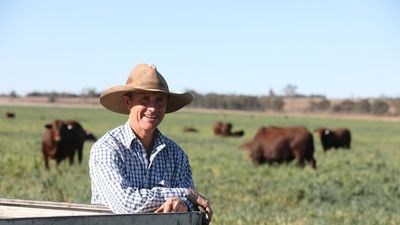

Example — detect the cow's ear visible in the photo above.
[45,124,52,129]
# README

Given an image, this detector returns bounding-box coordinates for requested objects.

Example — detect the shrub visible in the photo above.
[309,99,331,111]
[371,99,389,115]
[355,99,371,114]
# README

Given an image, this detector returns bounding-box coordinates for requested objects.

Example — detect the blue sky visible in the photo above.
[1,0,399,99]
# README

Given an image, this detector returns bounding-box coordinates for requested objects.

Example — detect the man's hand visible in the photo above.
[188,189,213,225]
[154,197,188,213]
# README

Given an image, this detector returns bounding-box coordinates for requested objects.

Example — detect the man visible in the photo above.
[89,63,212,223]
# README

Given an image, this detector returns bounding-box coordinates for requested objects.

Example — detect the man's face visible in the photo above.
[126,92,168,134]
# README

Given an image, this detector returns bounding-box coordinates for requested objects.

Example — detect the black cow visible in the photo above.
[5,112,15,118]
[314,127,351,152]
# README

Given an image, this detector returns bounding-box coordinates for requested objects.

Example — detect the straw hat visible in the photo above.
[100,63,193,114]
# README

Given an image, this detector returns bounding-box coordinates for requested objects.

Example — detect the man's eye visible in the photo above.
[156,98,166,104]
[141,97,149,102]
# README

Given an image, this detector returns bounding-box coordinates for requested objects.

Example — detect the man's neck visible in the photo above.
[130,125,155,158]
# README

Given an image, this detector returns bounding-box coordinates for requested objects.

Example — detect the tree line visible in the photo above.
[188,90,400,116]
[3,89,400,116]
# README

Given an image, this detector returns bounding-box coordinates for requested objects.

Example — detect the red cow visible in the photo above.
[240,126,316,168]
[213,121,224,135]
[314,127,351,152]
[41,120,97,169]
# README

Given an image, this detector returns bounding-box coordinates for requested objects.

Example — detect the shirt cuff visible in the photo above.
[181,197,194,211]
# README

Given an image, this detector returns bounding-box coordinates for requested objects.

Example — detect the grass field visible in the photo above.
[0,105,399,224]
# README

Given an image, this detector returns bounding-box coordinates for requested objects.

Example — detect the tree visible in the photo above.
[268,89,275,97]
[9,91,18,98]
[309,99,331,111]
[81,88,98,97]
[355,99,371,113]
[332,100,355,113]
[391,98,400,115]
[371,99,389,115]
[267,96,285,111]
[283,84,297,97]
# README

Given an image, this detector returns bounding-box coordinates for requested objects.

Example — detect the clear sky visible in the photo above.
[1,0,399,99]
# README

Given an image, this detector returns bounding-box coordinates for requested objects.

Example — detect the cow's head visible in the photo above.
[314,127,327,136]
[45,120,75,143]
[213,121,224,135]
[220,123,232,136]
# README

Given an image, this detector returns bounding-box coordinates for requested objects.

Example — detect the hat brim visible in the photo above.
[100,86,193,114]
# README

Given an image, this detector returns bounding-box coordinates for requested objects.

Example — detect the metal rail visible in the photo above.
[0,198,206,225]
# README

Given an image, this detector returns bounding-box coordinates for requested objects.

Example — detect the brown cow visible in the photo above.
[41,120,97,169]
[240,126,316,168]
[213,121,225,135]
[314,127,351,152]
[213,121,244,137]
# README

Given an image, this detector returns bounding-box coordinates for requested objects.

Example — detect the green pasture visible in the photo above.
[0,105,399,225]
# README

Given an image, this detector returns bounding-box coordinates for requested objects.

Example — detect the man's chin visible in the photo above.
[140,121,159,130]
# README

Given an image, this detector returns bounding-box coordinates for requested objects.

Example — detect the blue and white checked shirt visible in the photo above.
[89,121,195,213]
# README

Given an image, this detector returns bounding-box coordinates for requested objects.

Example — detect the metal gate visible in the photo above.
[0,198,206,225]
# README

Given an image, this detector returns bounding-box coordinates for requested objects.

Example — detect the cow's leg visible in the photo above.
[294,151,306,168]
[251,144,264,165]
[297,159,305,168]
[43,154,50,170]
[322,144,328,152]
[56,158,62,168]
[308,157,317,169]
[68,151,75,165]
[42,143,50,170]
[77,145,83,164]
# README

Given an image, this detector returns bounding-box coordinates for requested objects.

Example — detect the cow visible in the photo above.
[240,126,316,168]
[41,120,97,169]
[183,127,199,133]
[5,112,15,118]
[213,121,245,137]
[229,130,245,137]
[314,127,351,152]
[213,121,225,135]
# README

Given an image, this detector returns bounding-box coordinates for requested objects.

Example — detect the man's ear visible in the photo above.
[122,95,131,106]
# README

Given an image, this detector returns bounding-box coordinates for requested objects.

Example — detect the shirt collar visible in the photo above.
[122,121,166,151]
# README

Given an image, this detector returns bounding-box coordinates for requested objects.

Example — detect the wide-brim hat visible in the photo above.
[100,64,193,114]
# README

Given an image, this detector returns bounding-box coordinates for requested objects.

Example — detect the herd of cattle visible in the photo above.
[4,111,351,170]
[213,121,351,169]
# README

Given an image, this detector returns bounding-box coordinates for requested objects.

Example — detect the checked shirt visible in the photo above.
[89,121,195,213]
